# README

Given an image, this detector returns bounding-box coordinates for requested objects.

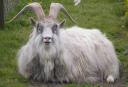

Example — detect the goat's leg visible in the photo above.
[18,45,37,79]
[28,56,55,82]
[106,65,119,83]
[18,49,32,78]
[27,56,46,82]
[54,58,69,83]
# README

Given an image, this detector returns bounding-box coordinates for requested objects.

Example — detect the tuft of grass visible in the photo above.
[0,0,127,87]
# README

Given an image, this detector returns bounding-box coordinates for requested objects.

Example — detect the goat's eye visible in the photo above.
[36,23,43,33]
[52,24,58,34]
[37,26,43,33]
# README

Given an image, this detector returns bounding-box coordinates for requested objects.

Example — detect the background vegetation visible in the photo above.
[0,0,127,87]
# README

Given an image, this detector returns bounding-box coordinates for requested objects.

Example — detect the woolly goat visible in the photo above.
[9,2,119,83]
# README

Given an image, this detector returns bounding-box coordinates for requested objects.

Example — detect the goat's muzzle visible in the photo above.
[43,37,52,45]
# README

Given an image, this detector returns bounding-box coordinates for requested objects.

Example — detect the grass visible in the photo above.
[0,0,128,87]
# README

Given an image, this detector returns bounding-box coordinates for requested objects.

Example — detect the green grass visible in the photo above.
[0,0,128,87]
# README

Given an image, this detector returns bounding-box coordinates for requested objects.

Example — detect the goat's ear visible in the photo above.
[29,17,36,26]
[59,19,66,28]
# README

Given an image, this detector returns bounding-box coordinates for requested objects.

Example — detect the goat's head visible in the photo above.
[8,2,75,48]
[30,17,65,46]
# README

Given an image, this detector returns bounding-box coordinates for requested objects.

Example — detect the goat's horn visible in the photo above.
[49,3,76,24]
[7,2,45,23]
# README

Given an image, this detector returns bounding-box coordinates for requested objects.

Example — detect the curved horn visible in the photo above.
[49,3,76,24]
[7,2,45,23]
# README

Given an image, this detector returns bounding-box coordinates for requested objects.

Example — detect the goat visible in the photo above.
[9,2,119,83]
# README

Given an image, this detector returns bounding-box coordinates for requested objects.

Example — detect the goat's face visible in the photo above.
[31,18,65,48]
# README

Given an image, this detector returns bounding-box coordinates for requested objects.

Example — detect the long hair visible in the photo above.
[18,26,119,83]
[59,26,119,83]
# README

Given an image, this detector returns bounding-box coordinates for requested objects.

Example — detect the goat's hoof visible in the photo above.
[107,75,114,83]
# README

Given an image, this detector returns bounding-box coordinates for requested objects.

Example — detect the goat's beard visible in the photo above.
[31,34,61,80]
[33,34,60,64]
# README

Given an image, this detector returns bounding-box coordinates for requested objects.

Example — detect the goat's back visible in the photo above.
[59,26,119,83]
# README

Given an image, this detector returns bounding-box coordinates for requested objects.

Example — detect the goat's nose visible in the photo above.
[43,37,52,43]
[44,37,51,40]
